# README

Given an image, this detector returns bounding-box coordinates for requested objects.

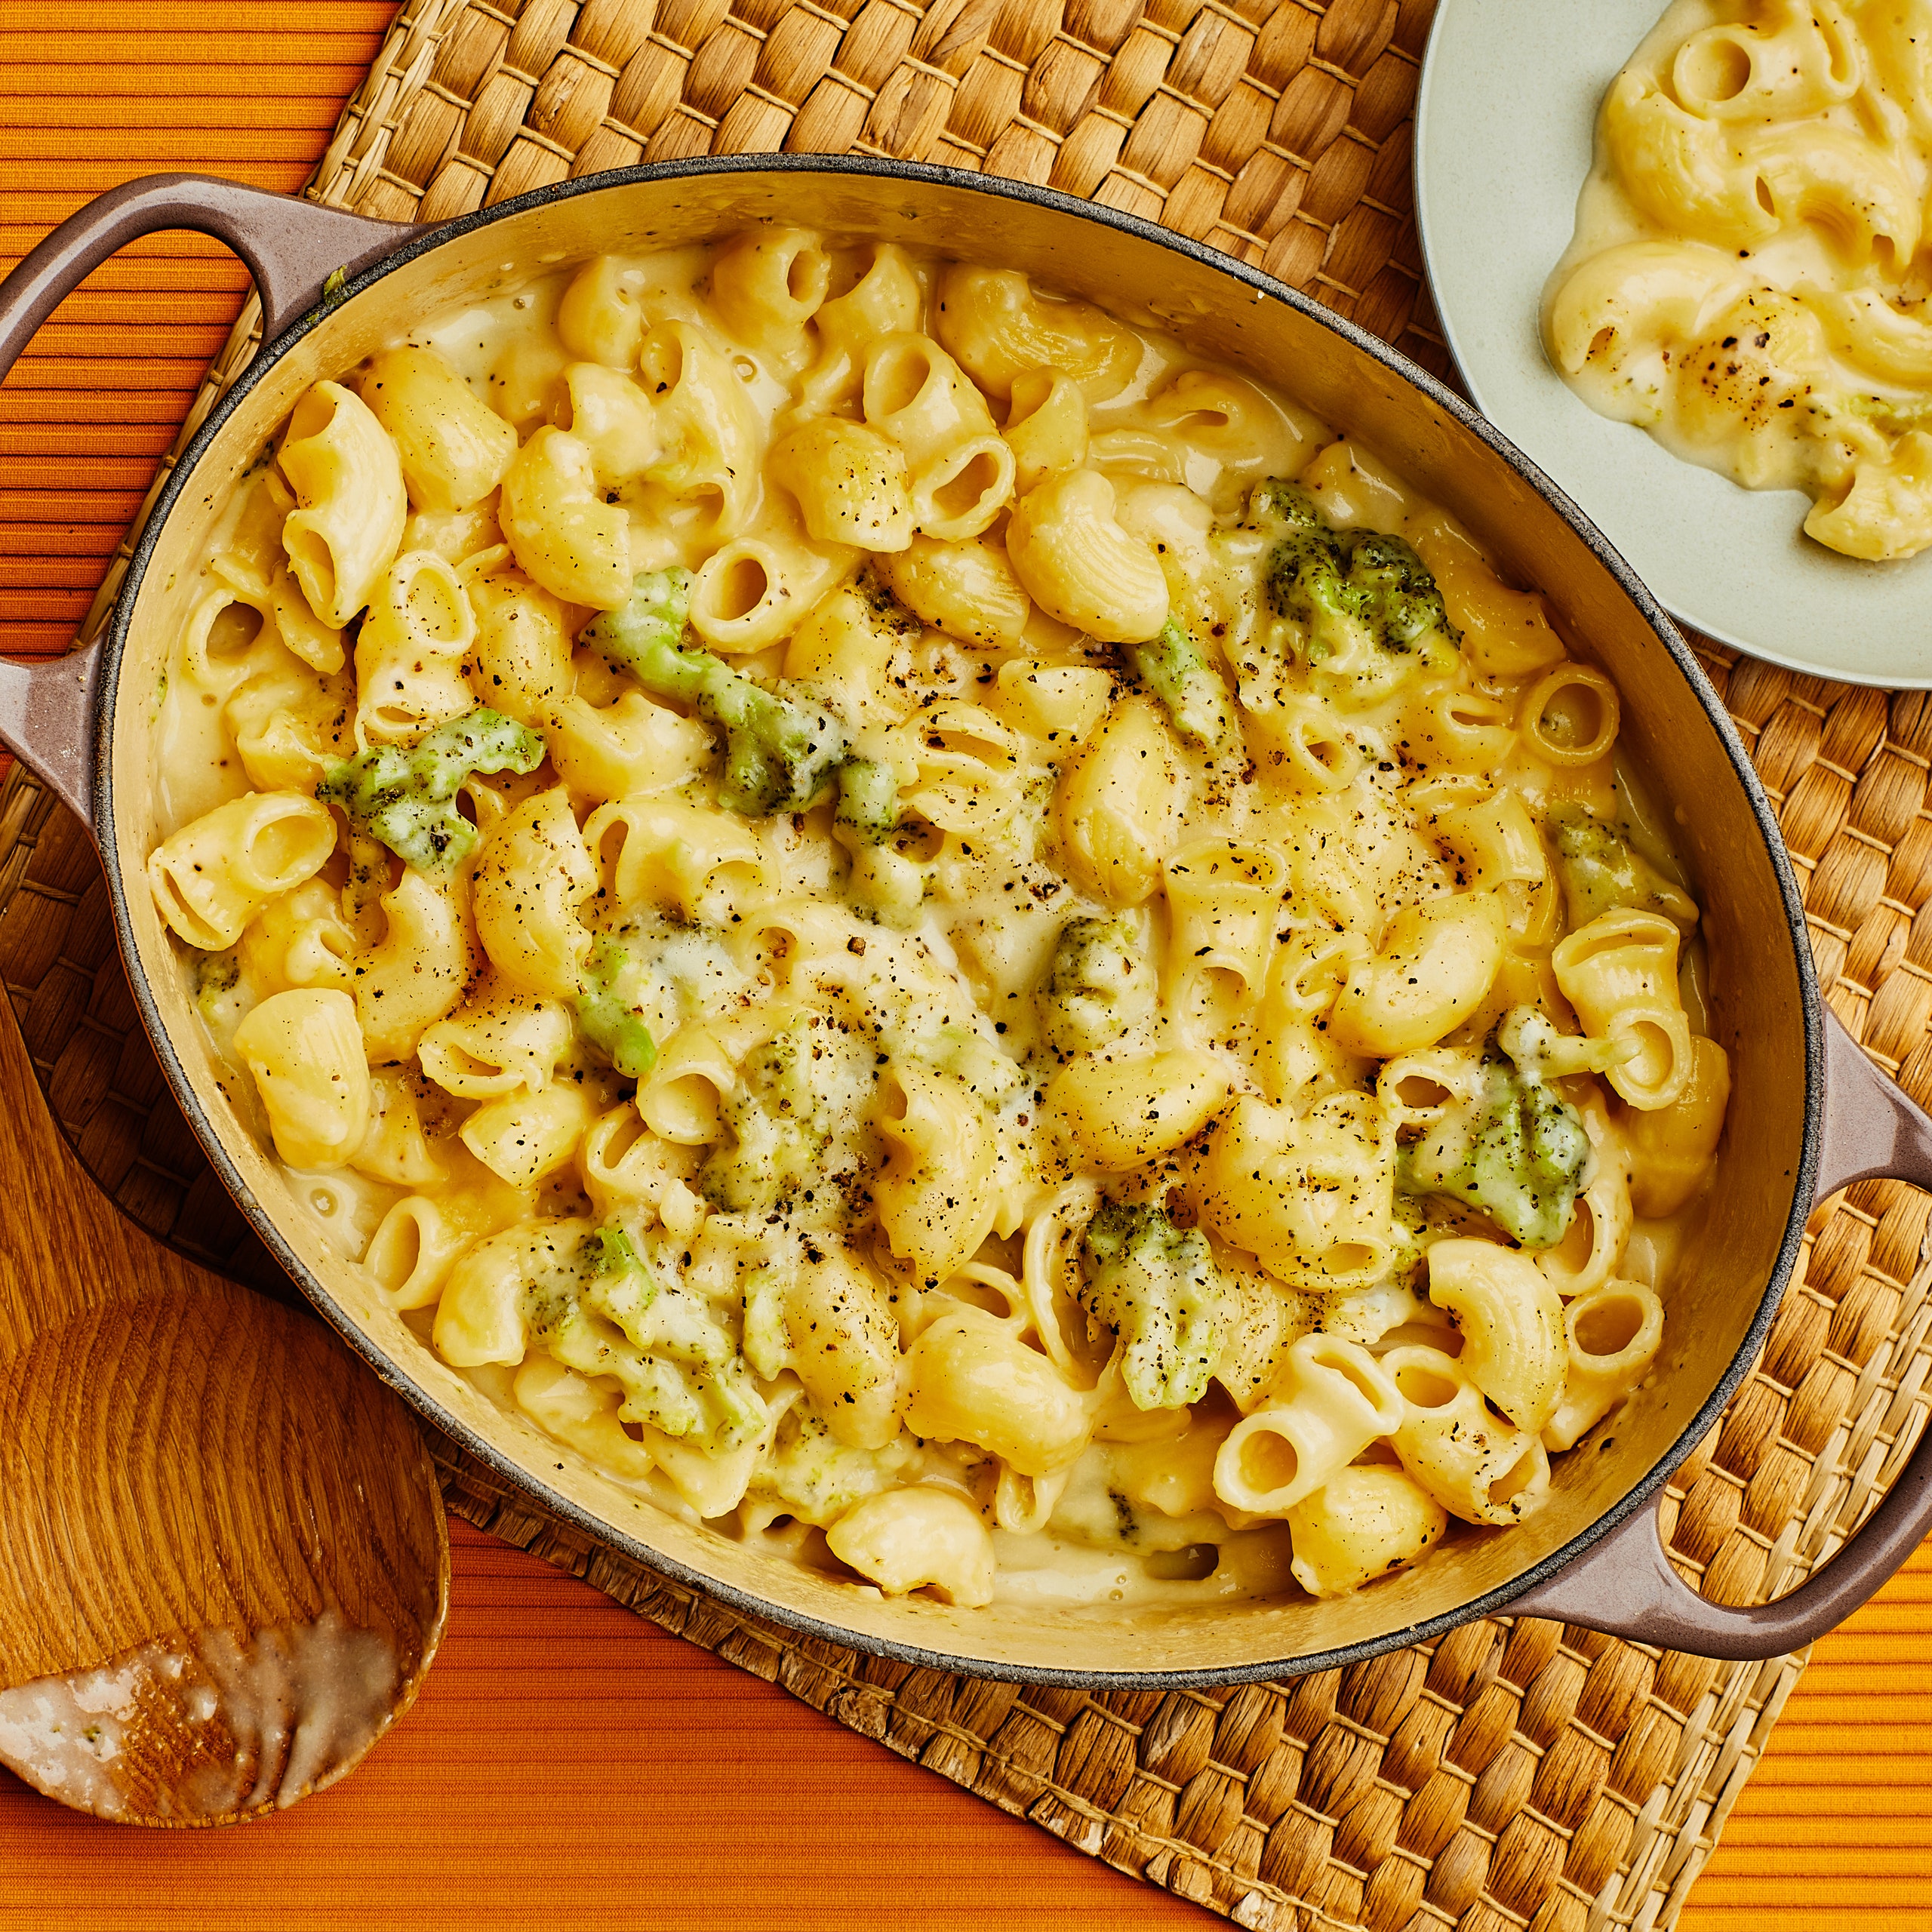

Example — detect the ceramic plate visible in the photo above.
[1415,0,1932,688]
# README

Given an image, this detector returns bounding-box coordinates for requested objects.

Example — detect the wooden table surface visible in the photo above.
[0,6,1927,1925]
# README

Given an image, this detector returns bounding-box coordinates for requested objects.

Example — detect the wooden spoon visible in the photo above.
[0,1004,448,1826]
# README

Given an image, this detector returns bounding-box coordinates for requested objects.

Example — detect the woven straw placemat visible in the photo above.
[13,2,1932,1927]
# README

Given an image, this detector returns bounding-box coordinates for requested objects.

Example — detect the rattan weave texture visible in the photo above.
[12,2,1932,1928]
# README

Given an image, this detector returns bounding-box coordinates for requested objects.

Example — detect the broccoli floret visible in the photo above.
[700,1014,878,1220]
[573,936,657,1080]
[1241,476,1460,694]
[316,706,545,871]
[1040,915,1158,1058]
[584,568,850,816]
[1127,618,1233,747]
[524,1221,764,1453]
[1247,478,1325,532]
[1548,802,1699,931]
[835,757,899,845]
[748,1406,902,1526]
[1266,521,1456,660]
[1079,1201,1226,1411]
[1398,1011,1591,1247]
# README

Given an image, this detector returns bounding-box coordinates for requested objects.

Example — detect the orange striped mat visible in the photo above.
[0,7,1925,1923]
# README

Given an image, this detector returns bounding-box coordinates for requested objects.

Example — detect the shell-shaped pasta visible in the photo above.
[579,1106,698,1221]
[434,1217,565,1367]
[783,579,922,726]
[365,1196,478,1312]
[1807,429,1932,561]
[826,1487,995,1607]
[1265,929,1371,1022]
[1163,838,1290,1003]
[638,319,761,543]
[1810,286,1932,388]
[226,660,355,795]
[1426,1238,1567,1435]
[1046,1050,1231,1170]
[1327,893,1507,1058]
[1286,1466,1449,1599]
[901,1306,1091,1475]
[1626,1035,1730,1216]
[583,795,769,922]
[149,791,337,951]
[355,549,478,745]
[556,254,644,368]
[708,226,830,361]
[1542,1280,1666,1452]
[499,426,632,610]
[558,361,660,491]
[548,690,712,804]
[1672,5,1857,118]
[934,264,1140,401]
[768,417,913,551]
[232,988,371,1170]
[239,876,355,996]
[873,1063,999,1284]
[800,243,924,412]
[862,332,997,469]
[349,1069,441,1189]
[1213,1334,1404,1515]
[1601,72,1779,250]
[1213,1267,1313,1413]
[1427,789,1556,941]
[910,433,1016,542]
[1242,691,1362,792]
[351,867,477,1062]
[359,346,518,513]
[1407,512,1567,679]
[1551,909,1693,1110]
[1007,468,1170,643]
[637,1023,736,1143]
[1537,1100,1633,1300]
[471,786,597,997]
[418,983,573,1098]
[278,380,408,627]
[687,501,857,655]
[514,1357,659,1481]
[1519,663,1620,768]
[780,1244,902,1451]
[879,535,1030,649]
[1543,240,1749,412]
[1002,368,1088,494]
[893,700,1023,837]
[1094,368,1303,504]
[1054,694,1183,905]
[460,1081,596,1188]
[1381,1343,1552,1526]
[466,567,573,727]
[1751,122,1921,267]
[988,660,1112,750]
[1198,1094,1397,1293]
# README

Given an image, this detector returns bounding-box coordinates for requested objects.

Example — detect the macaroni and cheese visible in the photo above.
[146,229,1728,1611]
[1547,0,1932,559]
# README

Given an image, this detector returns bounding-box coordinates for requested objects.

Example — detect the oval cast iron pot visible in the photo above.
[0,162,1928,1687]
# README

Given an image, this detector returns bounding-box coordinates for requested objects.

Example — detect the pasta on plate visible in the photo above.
[146,227,1729,1611]
[1546,0,1932,560]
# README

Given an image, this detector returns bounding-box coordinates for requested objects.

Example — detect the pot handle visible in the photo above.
[0,174,419,831]
[1511,1007,1932,1656]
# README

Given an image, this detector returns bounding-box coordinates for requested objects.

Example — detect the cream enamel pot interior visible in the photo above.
[4,161,1932,1688]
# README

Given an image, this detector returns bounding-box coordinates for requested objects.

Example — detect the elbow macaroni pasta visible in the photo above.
[148,223,1728,1614]
[1548,0,1932,560]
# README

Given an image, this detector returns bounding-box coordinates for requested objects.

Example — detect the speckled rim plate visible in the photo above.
[1415,0,1932,688]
